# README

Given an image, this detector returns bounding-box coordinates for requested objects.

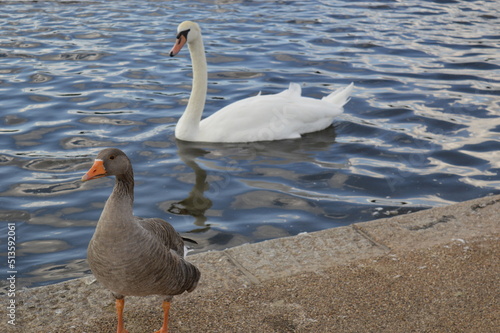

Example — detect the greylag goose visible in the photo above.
[81,148,200,333]
[169,20,354,143]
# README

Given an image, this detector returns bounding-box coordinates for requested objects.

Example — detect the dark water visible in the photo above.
[0,0,499,288]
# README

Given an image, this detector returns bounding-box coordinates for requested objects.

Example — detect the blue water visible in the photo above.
[1,0,499,288]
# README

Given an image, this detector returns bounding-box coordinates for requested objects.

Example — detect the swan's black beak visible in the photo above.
[170,29,190,57]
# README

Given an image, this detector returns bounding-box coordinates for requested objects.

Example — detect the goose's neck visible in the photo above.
[176,37,207,140]
[99,171,135,225]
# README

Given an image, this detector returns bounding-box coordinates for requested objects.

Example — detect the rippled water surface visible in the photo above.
[1,0,499,288]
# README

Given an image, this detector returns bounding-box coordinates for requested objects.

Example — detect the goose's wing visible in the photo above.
[137,217,201,294]
[137,217,186,257]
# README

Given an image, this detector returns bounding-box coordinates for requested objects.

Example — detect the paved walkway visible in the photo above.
[1,194,499,332]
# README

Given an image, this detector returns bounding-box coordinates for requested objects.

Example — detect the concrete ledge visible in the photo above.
[354,195,500,251]
[1,194,498,332]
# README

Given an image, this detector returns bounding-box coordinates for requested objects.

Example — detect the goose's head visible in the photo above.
[169,21,202,57]
[81,148,131,181]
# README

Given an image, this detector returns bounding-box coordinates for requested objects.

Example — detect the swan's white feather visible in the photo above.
[197,82,353,142]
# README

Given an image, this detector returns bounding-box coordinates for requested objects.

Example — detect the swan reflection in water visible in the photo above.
[167,142,212,228]
[165,125,349,244]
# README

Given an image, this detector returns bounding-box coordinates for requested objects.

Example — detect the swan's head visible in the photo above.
[169,21,202,57]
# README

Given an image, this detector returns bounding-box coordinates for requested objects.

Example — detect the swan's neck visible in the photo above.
[176,37,207,140]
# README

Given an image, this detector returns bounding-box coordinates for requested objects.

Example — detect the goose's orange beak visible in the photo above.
[169,34,187,57]
[81,159,106,181]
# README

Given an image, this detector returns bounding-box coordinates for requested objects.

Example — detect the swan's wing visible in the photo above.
[199,83,347,142]
[275,82,302,97]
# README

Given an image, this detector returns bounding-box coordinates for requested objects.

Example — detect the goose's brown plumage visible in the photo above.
[82,148,200,333]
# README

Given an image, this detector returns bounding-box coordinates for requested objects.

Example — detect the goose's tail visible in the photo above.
[322,82,354,106]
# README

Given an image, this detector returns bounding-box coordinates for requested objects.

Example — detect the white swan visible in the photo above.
[169,21,354,143]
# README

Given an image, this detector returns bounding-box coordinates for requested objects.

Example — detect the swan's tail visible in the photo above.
[322,82,354,106]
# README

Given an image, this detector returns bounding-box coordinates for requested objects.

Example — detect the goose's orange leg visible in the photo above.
[154,301,171,333]
[116,298,129,333]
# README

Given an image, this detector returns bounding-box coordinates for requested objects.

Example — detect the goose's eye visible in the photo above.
[109,155,115,160]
